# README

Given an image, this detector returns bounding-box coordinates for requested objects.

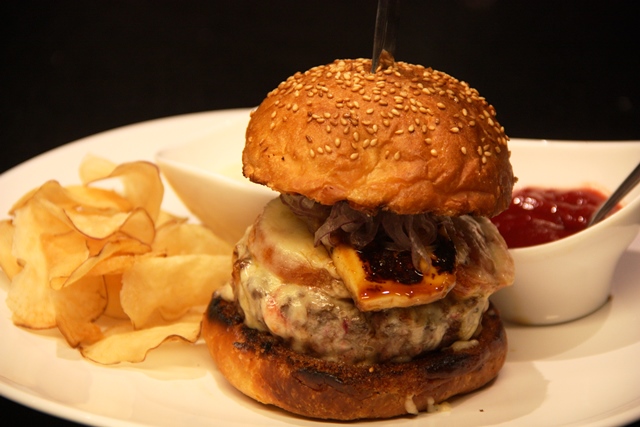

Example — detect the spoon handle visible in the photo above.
[589,161,640,226]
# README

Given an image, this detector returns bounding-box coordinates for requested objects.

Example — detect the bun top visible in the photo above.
[243,58,514,217]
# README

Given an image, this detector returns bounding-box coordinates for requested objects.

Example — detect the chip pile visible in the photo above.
[0,155,232,364]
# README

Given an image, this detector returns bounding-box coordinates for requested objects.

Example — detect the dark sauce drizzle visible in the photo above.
[357,232,456,285]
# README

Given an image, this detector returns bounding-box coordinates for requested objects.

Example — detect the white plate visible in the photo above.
[1,109,639,427]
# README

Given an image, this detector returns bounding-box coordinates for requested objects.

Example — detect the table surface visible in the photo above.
[1,1,639,426]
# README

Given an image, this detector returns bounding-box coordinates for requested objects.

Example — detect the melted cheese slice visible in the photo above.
[331,244,456,312]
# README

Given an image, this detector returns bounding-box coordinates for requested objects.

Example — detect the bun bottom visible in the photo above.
[202,296,507,420]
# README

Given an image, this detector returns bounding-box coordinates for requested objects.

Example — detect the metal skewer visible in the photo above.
[371,0,400,73]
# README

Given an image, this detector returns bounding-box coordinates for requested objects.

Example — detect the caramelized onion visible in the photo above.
[280,194,441,268]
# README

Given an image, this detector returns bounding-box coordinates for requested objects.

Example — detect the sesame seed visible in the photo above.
[394,151,401,160]
[350,153,359,160]
[430,149,438,157]
[461,147,467,154]
[259,59,509,168]
[309,149,316,158]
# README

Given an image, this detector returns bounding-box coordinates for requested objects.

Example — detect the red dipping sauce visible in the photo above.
[491,187,613,249]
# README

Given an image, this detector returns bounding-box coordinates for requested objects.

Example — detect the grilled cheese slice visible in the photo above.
[331,244,456,312]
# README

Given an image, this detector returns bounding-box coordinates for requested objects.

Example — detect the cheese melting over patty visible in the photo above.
[222,198,513,365]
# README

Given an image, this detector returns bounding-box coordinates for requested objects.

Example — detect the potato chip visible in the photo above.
[54,275,107,347]
[65,185,132,212]
[51,236,151,290]
[79,311,202,365]
[6,262,56,329]
[78,155,117,184]
[84,252,154,277]
[42,230,90,287]
[84,159,164,223]
[0,156,233,364]
[103,274,127,319]
[63,208,153,243]
[0,220,21,280]
[6,198,71,328]
[120,254,230,328]
[153,222,233,256]
[10,180,117,219]
[11,186,76,240]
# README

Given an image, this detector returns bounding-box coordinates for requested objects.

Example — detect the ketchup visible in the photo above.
[491,187,613,248]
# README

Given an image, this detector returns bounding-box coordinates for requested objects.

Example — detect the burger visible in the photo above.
[202,58,515,420]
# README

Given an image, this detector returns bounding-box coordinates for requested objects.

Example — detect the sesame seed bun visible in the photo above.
[243,58,514,217]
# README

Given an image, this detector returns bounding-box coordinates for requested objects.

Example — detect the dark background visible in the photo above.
[1,1,639,425]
